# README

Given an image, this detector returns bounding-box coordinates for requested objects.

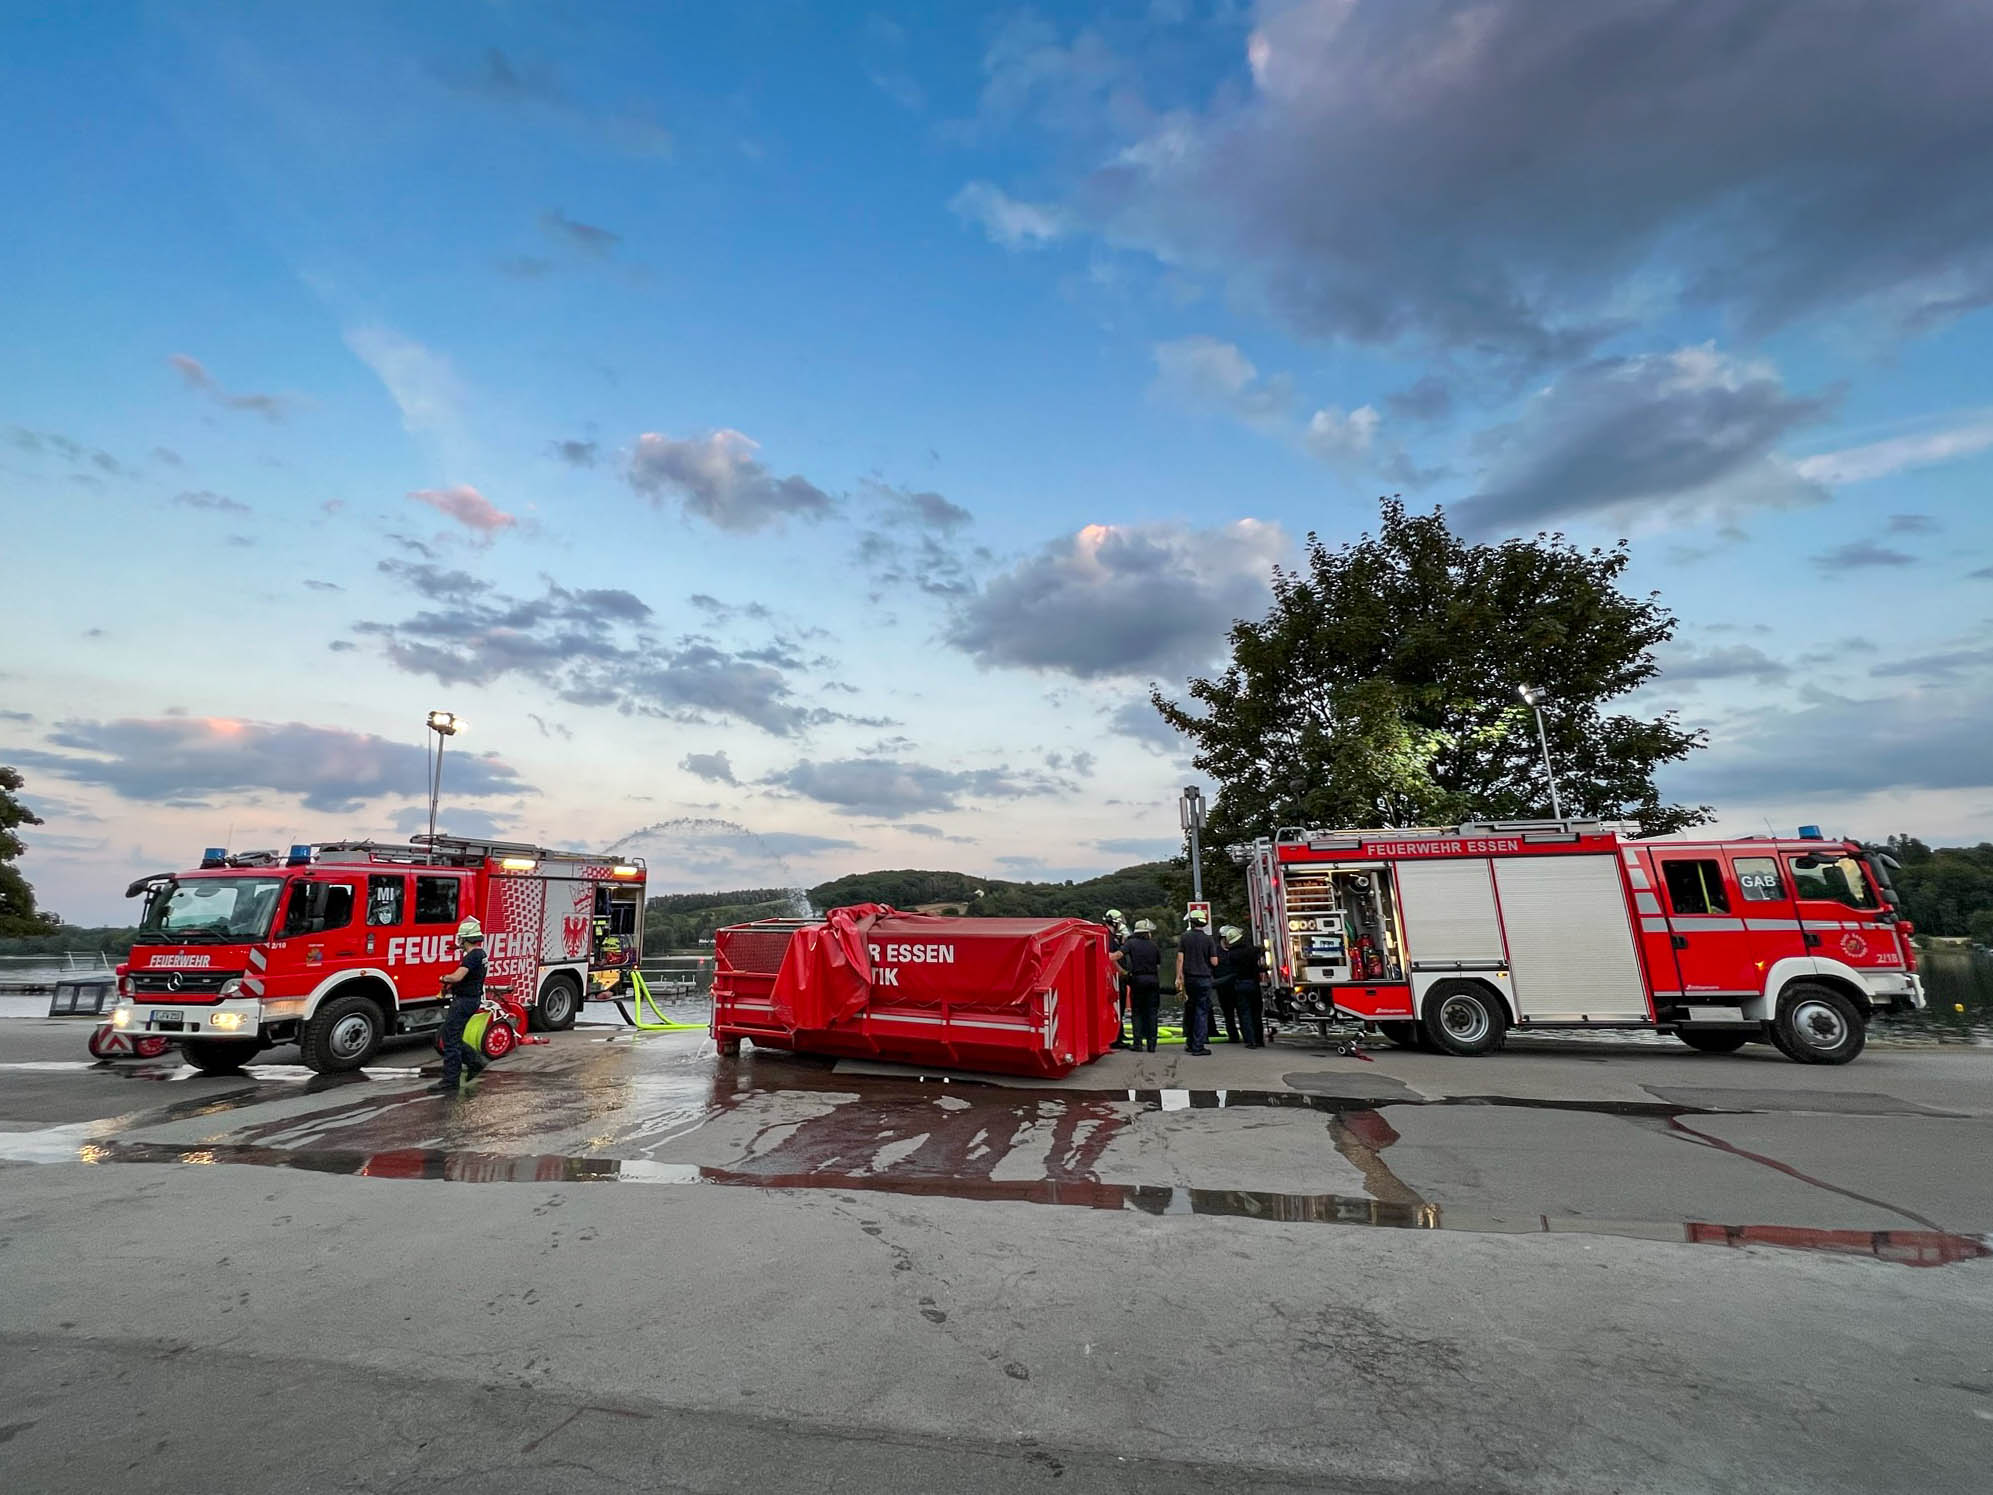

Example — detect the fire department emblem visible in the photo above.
[563,913,588,959]
[1840,931,1868,958]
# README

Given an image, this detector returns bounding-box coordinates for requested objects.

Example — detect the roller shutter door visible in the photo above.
[1493,856,1648,1019]
[1396,859,1504,967]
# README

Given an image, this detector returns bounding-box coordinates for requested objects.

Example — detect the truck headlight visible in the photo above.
[110,1006,133,1029]
[210,1011,245,1031]
[220,979,244,998]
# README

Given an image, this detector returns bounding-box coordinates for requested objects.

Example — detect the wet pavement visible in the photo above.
[4,1015,1992,1493]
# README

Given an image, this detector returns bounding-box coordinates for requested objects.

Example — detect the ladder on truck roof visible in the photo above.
[1261,818,1636,849]
[309,836,644,869]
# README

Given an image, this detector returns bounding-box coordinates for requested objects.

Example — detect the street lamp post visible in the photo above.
[1180,784,1207,903]
[425,710,463,850]
[1516,686,1563,821]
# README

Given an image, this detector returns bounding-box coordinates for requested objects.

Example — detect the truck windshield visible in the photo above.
[135,877,286,942]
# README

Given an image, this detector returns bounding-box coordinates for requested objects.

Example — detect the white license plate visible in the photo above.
[150,1010,185,1029]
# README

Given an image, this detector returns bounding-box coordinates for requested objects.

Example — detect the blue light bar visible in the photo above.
[1797,825,1824,840]
[201,847,227,868]
[287,844,312,866]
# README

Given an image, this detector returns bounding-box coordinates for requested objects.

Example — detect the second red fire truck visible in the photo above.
[108,835,645,1074]
[1240,819,1923,1065]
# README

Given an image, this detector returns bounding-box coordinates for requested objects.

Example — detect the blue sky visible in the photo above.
[4,1,1991,923]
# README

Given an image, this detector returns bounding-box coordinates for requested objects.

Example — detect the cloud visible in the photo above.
[1885,513,1940,535]
[1658,644,1790,685]
[1094,836,1180,861]
[0,709,34,724]
[526,712,572,741]
[628,429,834,532]
[768,757,1058,818]
[1150,336,1291,426]
[172,489,250,515]
[1876,646,1993,683]
[1670,682,1993,804]
[388,804,514,840]
[1453,346,1829,534]
[303,579,343,593]
[680,750,738,785]
[355,560,830,737]
[1107,696,1189,755]
[498,256,556,279]
[1811,540,1917,572]
[8,716,531,813]
[343,326,465,442]
[451,47,562,106]
[409,484,516,536]
[541,209,620,256]
[947,518,1286,679]
[1066,1,1993,362]
[863,480,972,532]
[151,446,184,467]
[166,355,287,420]
[949,181,1065,249]
[549,438,598,467]
[1386,376,1453,423]
[1794,411,1993,485]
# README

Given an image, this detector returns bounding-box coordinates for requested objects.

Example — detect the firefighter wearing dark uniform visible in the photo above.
[1221,924,1267,1048]
[1104,909,1130,1048]
[433,917,489,1093]
[1120,919,1163,1052]
[1176,912,1221,1056]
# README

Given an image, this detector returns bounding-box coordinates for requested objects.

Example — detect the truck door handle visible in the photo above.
[1671,934,1688,950]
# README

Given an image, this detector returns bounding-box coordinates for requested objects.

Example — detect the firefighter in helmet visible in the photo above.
[432,916,490,1093]
[1103,908,1131,1048]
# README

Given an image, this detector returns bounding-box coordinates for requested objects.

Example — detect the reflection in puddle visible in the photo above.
[21,1133,1986,1266]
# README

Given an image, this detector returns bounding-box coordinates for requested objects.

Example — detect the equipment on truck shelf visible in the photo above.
[1237,819,1923,1065]
[711,905,1120,1077]
[104,836,646,1074]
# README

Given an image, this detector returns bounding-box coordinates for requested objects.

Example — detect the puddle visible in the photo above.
[8,1132,1983,1266]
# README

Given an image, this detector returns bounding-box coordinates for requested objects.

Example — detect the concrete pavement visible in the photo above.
[2,1017,1990,1492]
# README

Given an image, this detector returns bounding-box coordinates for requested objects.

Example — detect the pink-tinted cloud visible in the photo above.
[408,484,516,535]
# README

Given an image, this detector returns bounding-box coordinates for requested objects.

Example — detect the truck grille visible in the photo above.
[130,970,241,1001]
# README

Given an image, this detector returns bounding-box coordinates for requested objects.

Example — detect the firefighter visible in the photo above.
[1103,908,1131,1048]
[431,917,489,1093]
[1176,910,1221,1056]
[1211,924,1244,1044]
[1221,924,1268,1049]
[1120,918,1163,1052]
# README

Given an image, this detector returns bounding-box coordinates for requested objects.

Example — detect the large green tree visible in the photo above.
[0,766,62,937]
[1153,500,1710,864]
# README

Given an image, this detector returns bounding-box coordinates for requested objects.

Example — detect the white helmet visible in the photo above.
[1134,918,1156,934]
[1219,924,1243,943]
[457,916,484,943]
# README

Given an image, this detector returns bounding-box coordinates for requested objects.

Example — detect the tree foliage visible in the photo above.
[1884,836,1993,940]
[0,767,61,938]
[1153,500,1711,860]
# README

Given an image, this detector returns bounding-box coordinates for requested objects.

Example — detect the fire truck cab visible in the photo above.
[1240,820,1922,1065]
[108,836,645,1075]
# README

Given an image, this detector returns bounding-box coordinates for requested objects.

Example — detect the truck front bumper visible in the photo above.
[109,998,295,1038]
[1861,971,1925,1014]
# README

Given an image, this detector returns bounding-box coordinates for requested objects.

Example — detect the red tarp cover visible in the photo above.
[714,906,1121,1077]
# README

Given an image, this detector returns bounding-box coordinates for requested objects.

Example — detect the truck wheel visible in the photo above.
[1676,1030,1750,1055]
[1377,1021,1421,1049]
[534,974,580,1032]
[1420,981,1506,1057]
[183,1038,263,1075]
[300,993,385,1074]
[1771,983,1866,1066]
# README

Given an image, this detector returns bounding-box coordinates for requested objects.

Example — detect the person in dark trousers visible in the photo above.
[432,916,489,1093]
[1221,924,1268,1048]
[1176,911,1221,1056]
[1104,908,1131,1049]
[1120,919,1163,1052]
[1211,924,1244,1043]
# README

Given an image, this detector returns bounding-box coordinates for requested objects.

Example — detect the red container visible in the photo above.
[711,905,1120,1077]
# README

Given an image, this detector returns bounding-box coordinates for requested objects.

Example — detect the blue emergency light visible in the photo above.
[200,847,227,868]
[287,844,313,866]
[1798,825,1824,840]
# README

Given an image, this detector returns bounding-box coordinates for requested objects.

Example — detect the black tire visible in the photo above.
[1420,981,1507,1057]
[183,1037,263,1075]
[1676,1030,1751,1055]
[534,973,581,1032]
[300,992,385,1074]
[1377,1021,1421,1049]
[1771,983,1866,1066]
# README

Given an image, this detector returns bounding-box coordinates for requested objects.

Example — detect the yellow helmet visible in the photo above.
[457,916,484,943]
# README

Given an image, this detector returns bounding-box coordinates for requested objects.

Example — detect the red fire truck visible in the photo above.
[107,836,645,1074]
[1240,819,1923,1065]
